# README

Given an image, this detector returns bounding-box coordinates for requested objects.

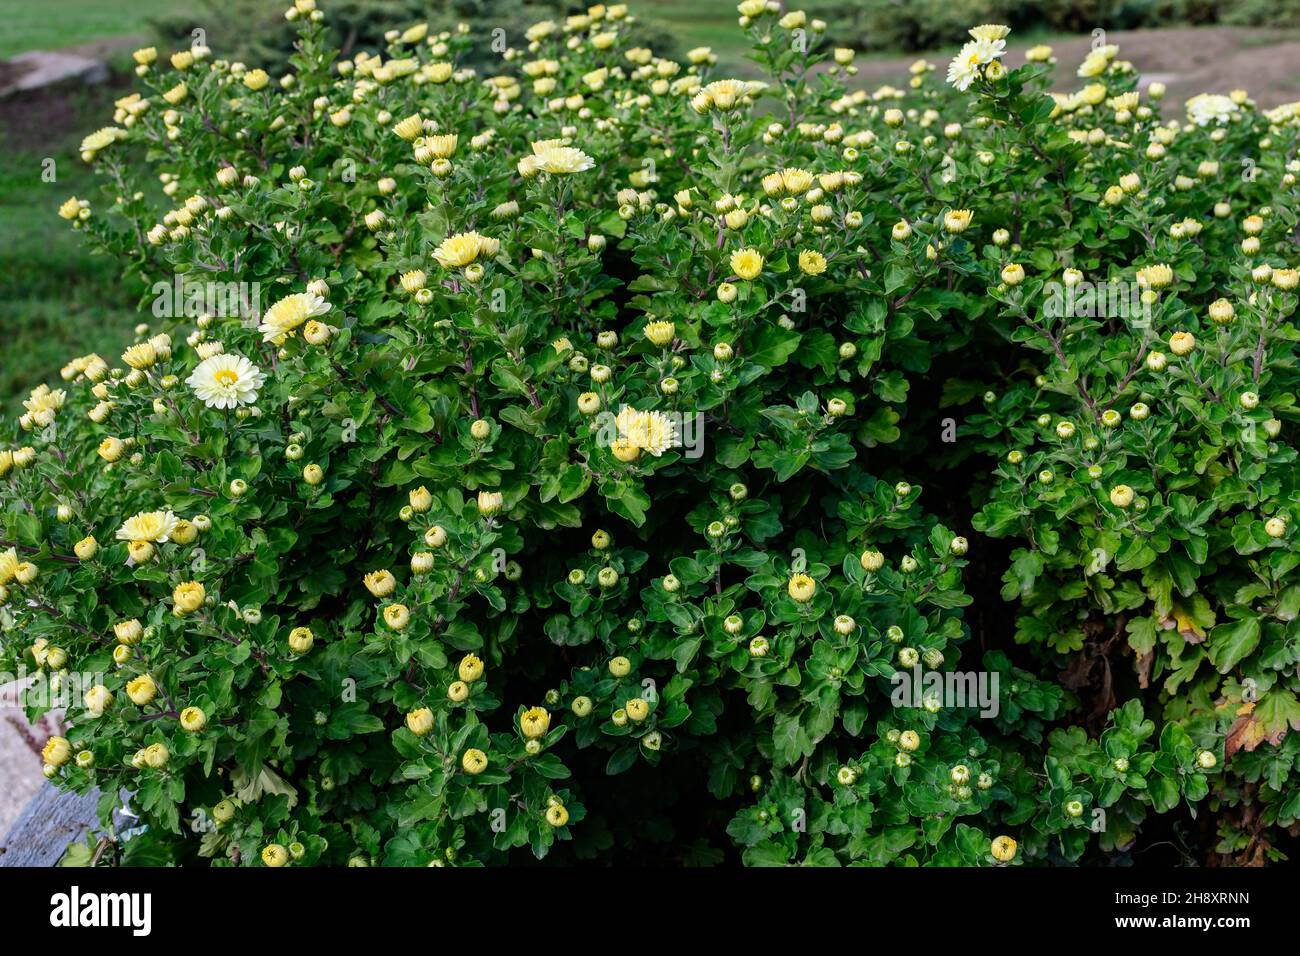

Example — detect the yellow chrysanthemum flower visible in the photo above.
[432,231,500,269]
[730,248,764,280]
[173,581,206,613]
[691,78,766,114]
[121,342,157,370]
[258,292,331,345]
[969,23,1010,42]
[788,573,817,603]
[798,250,827,275]
[79,127,128,155]
[0,548,19,586]
[644,320,675,346]
[780,168,815,194]
[243,69,270,91]
[22,385,66,427]
[943,209,974,233]
[427,133,459,158]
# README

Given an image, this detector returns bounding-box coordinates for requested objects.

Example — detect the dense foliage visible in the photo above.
[4,0,1298,866]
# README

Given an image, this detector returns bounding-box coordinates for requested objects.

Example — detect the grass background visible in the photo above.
[0,82,144,408]
[0,0,203,409]
[0,0,189,59]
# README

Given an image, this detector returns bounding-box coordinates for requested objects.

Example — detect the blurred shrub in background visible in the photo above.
[810,0,1300,52]
[150,0,680,70]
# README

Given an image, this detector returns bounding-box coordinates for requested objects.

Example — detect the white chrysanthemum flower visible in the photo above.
[187,352,265,409]
[1185,93,1238,127]
[947,34,1006,92]
[946,43,983,92]
[258,292,331,344]
[116,510,180,544]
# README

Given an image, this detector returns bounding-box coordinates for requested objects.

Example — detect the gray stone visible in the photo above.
[0,51,108,98]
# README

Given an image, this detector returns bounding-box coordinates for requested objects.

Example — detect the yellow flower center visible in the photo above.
[214,369,239,387]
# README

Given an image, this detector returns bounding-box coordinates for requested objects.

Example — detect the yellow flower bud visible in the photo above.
[458,654,484,683]
[520,706,551,739]
[364,569,396,597]
[173,580,206,613]
[787,573,816,603]
[262,844,289,867]
[406,707,434,736]
[126,674,158,706]
[991,835,1017,862]
[288,626,315,654]
[461,748,488,774]
[42,736,72,767]
[383,603,411,630]
[625,698,649,722]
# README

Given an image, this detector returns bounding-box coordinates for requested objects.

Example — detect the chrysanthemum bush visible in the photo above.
[4,0,1298,866]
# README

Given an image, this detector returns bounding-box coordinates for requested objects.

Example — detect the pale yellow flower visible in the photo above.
[427,134,458,158]
[22,385,66,427]
[798,250,827,275]
[615,406,680,457]
[644,321,675,346]
[0,548,19,586]
[116,510,180,544]
[530,142,595,174]
[943,209,974,233]
[79,127,127,155]
[432,231,499,269]
[258,292,331,344]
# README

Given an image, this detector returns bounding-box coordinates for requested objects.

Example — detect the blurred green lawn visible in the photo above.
[642,0,756,66]
[0,0,194,409]
[0,0,188,58]
[0,83,142,409]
